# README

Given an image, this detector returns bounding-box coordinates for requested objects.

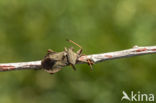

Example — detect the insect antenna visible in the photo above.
[66,39,82,49]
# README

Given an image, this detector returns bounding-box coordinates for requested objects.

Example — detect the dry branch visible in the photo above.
[0,45,156,72]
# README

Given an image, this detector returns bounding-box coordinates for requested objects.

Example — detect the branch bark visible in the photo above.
[0,45,156,72]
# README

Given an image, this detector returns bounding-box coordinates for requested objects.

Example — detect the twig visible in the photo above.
[0,45,156,72]
[78,45,156,63]
[0,61,41,71]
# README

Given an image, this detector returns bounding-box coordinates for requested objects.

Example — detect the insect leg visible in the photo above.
[77,49,82,55]
[64,47,68,52]
[87,59,94,70]
[70,64,77,71]
[47,49,55,53]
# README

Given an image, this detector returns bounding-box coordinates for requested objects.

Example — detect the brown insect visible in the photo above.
[41,40,94,74]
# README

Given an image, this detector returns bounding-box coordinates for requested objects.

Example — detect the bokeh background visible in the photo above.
[0,0,156,103]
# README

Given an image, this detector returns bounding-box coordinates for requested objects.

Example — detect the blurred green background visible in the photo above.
[0,0,156,103]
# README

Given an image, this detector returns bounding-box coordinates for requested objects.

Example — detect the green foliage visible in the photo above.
[0,0,156,103]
